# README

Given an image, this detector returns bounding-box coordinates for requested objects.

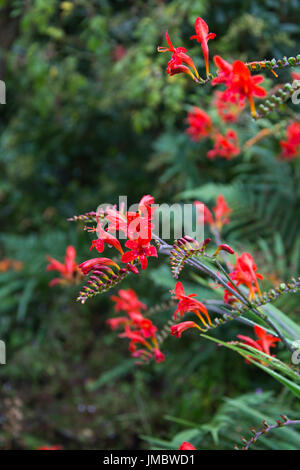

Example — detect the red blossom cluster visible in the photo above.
[280,121,300,159]
[79,195,158,276]
[238,325,281,363]
[46,245,82,287]
[185,107,212,141]
[170,281,212,338]
[158,18,266,120]
[194,194,232,232]
[213,90,243,123]
[185,107,240,160]
[108,289,165,364]
[223,252,264,303]
[212,56,266,118]
[207,129,240,160]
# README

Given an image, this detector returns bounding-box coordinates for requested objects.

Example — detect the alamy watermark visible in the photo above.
[0,340,6,364]
[0,80,6,104]
[96,196,204,243]
[291,79,300,105]
[291,340,300,365]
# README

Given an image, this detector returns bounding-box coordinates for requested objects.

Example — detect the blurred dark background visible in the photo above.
[0,0,300,450]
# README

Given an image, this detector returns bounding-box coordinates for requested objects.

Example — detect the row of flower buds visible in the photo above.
[170,236,234,279]
[232,277,300,313]
[257,82,298,117]
[169,236,211,278]
[247,54,300,73]
[77,264,133,304]
[67,211,98,223]
[236,415,291,450]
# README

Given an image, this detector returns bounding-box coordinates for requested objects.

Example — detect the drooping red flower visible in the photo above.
[212,57,266,118]
[194,194,232,231]
[212,55,233,86]
[119,325,164,364]
[153,348,165,363]
[207,129,240,160]
[158,30,199,81]
[172,282,210,320]
[109,289,164,364]
[224,252,264,302]
[237,325,281,362]
[78,257,119,275]
[171,281,212,332]
[280,121,300,159]
[111,288,146,313]
[170,321,201,338]
[90,223,124,255]
[190,17,216,76]
[121,238,158,270]
[179,441,197,450]
[46,246,81,287]
[185,107,212,141]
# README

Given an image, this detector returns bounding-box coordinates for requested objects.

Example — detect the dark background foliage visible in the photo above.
[0,0,300,449]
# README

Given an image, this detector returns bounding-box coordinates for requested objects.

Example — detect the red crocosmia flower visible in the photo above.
[212,57,266,118]
[121,238,157,270]
[139,318,158,338]
[158,30,199,81]
[207,129,240,160]
[120,326,150,346]
[172,281,212,328]
[111,288,147,314]
[179,442,197,450]
[214,243,235,256]
[223,281,239,305]
[170,321,201,338]
[224,252,264,302]
[78,257,119,275]
[46,245,81,287]
[253,325,281,355]
[212,55,233,86]
[194,194,232,231]
[230,61,266,118]
[213,90,243,123]
[109,289,164,364]
[91,224,123,255]
[153,348,165,363]
[237,325,281,363]
[190,17,216,76]
[280,121,300,159]
[185,107,212,142]
[37,445,62,450]
[213,195,232,229]
[106,194,156,242]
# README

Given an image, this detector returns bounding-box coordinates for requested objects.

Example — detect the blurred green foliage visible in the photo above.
[0,0,300,450]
